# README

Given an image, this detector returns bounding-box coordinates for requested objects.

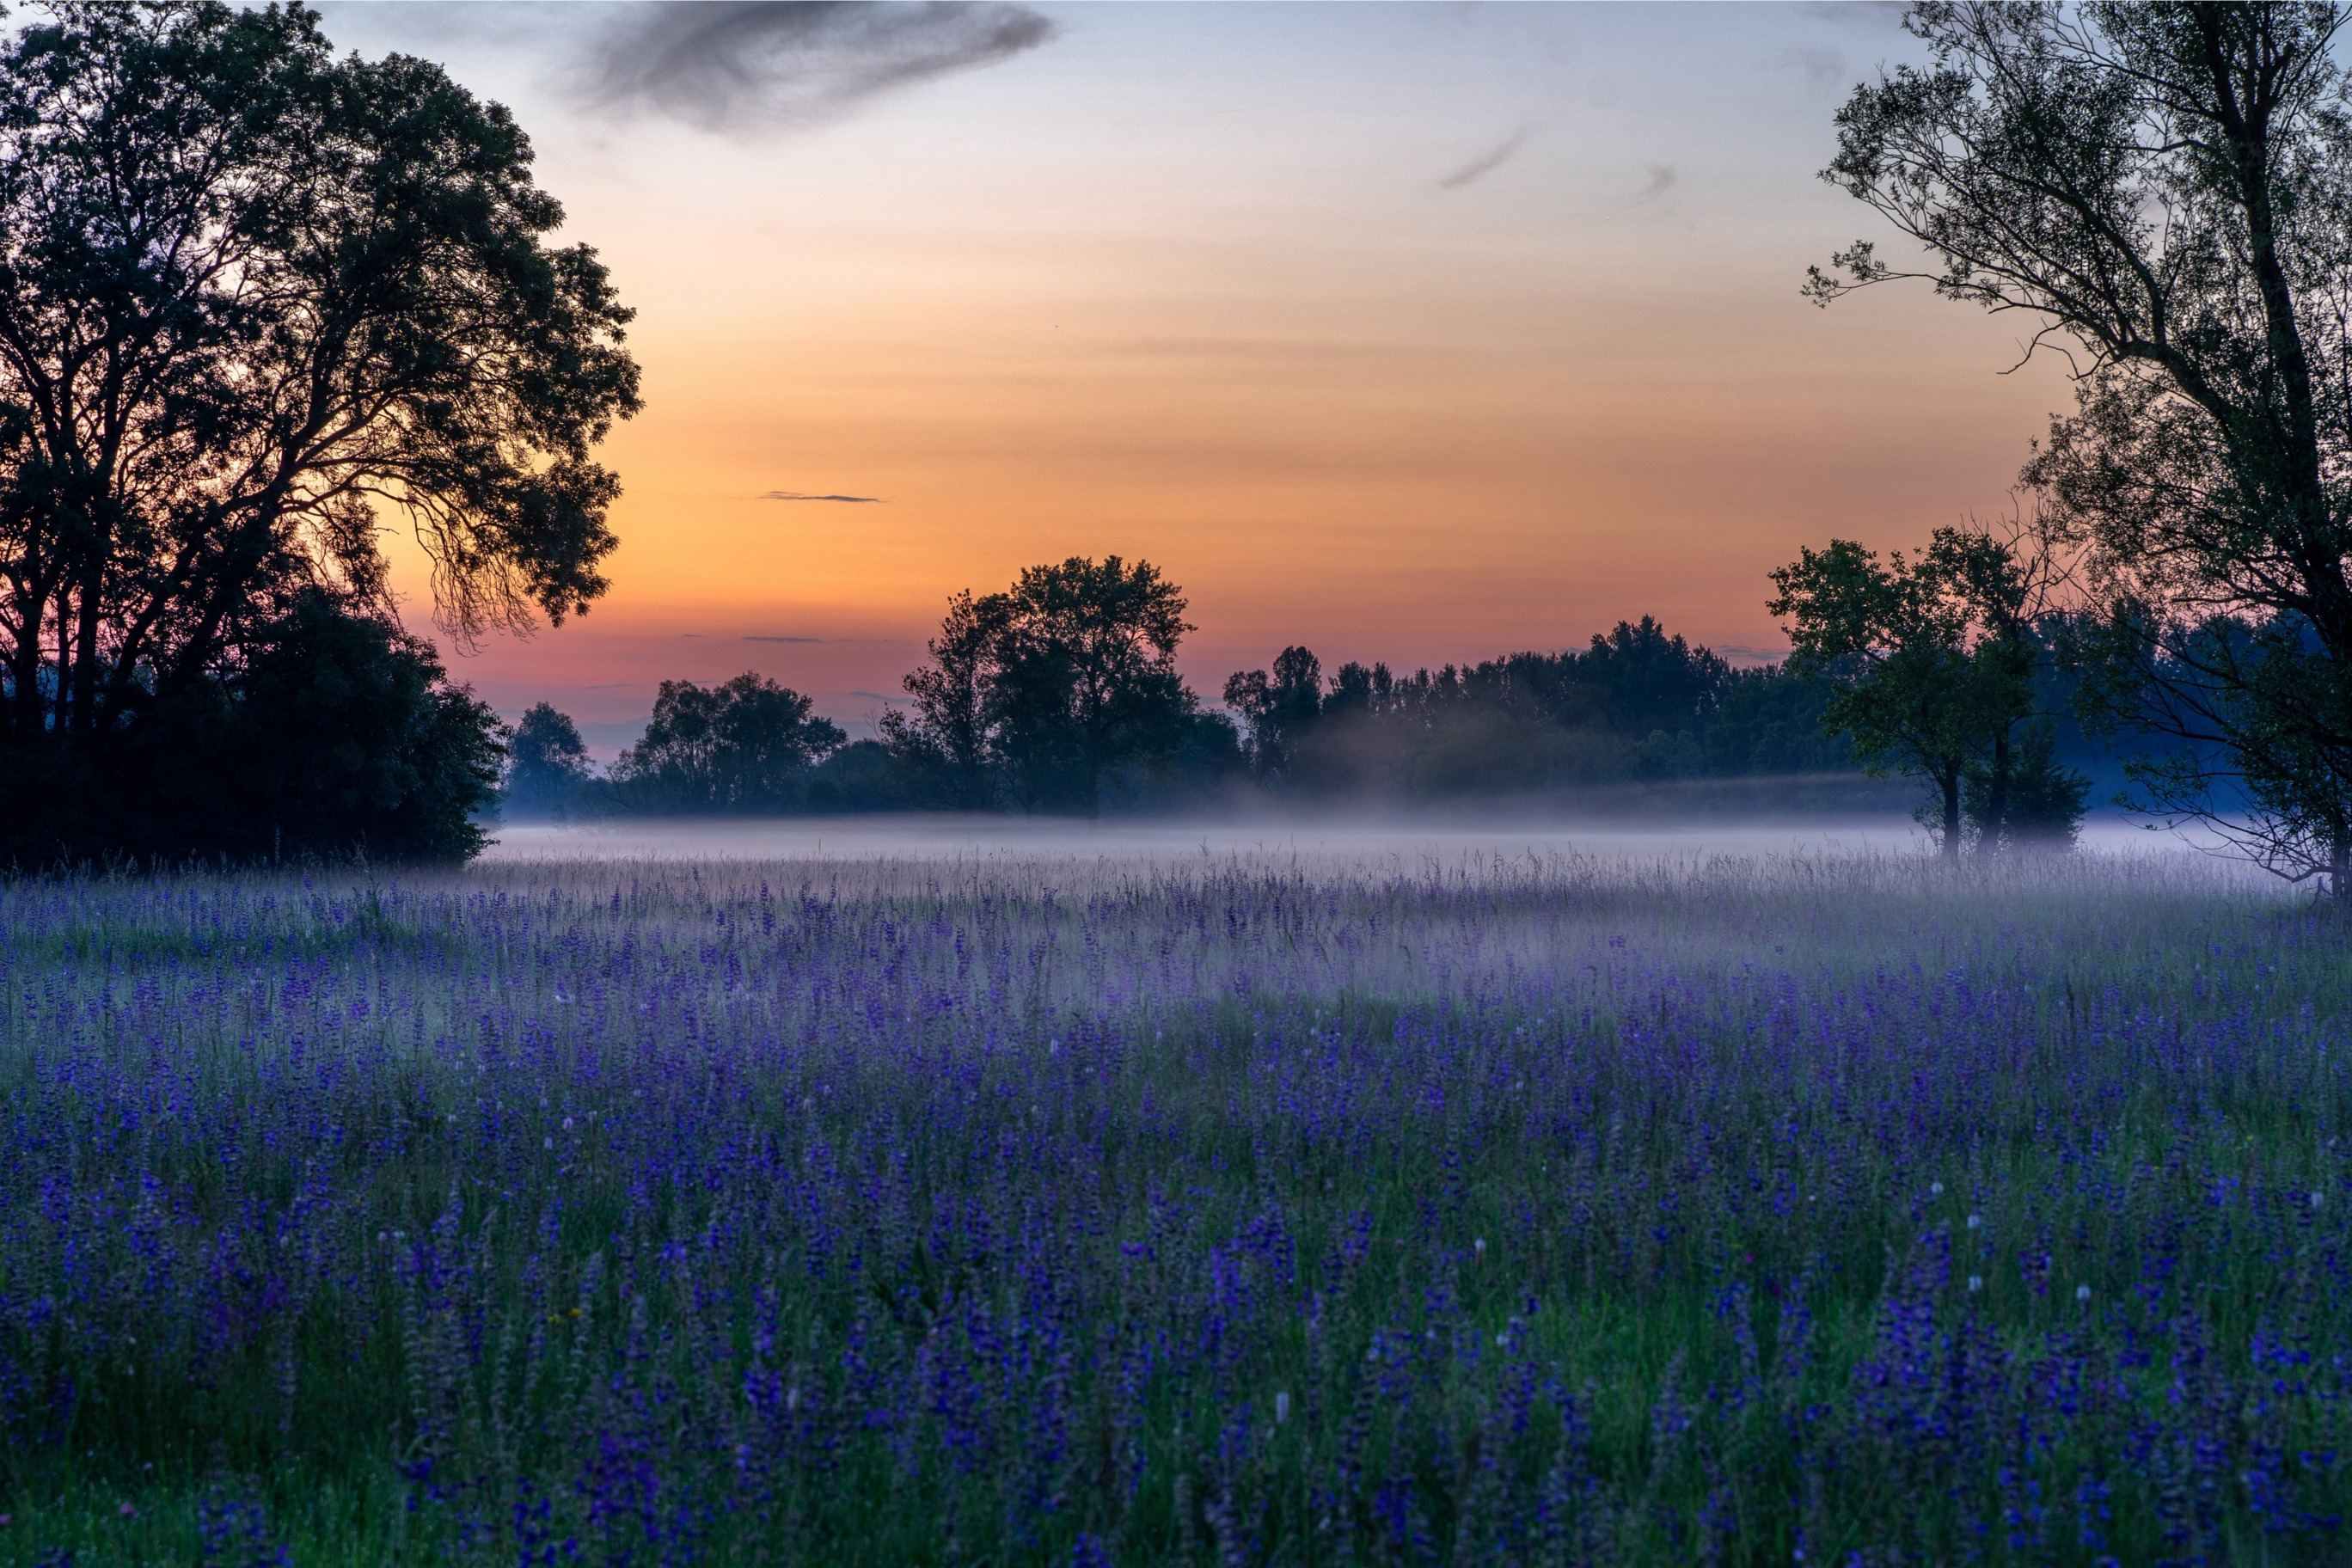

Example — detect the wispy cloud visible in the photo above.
[761,490,884,504]
[1436,124,1534,192]
[583,682,633,690]
[576,2,1056,133]
[744,635,829,644]
[1635,163,1677,203]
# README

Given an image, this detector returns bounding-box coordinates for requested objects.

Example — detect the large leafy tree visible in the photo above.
[0,4,638,785]
[1810,0,2352,889]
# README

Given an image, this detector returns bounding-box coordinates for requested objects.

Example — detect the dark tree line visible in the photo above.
[879,555,1231,814]
[517,580,1919,821]
[1217,618,1861,805]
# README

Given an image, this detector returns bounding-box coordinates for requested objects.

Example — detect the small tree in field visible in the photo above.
[505,703,593,818]
[610,674,844,815]
[1771,527,2069,855]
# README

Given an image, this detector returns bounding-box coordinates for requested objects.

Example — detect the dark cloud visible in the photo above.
[1796,1,1906,28]
[1635,163,1676,202]
[1782,44,1849,90]
[583,682,634,690]
[579,2,1056,132]
[1436,125,1534,192]
[743,635,828,644]
[761,490,884,503]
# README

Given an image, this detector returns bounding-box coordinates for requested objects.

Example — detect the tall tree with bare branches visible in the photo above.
[1813,1,2352,890]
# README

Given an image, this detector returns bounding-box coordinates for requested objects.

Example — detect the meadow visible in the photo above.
[0,832,2345,1565]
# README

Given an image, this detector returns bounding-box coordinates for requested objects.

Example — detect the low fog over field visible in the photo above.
[479,810,2226,873]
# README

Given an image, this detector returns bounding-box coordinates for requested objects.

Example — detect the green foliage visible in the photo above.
[1968,719,2092,851]
[806,738,910,813]
[1216,617,1859,807]
[0,593,504,867]
[607,672,845,813]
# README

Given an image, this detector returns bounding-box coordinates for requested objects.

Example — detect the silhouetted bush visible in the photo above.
[0,595,504,867]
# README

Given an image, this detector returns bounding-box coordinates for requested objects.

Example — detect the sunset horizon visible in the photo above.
[326,1,2078,748]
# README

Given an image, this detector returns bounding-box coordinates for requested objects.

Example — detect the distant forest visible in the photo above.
[505,563,1942,823]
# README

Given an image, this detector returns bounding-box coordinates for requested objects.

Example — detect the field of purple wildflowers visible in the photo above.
[0,845,2345,1565]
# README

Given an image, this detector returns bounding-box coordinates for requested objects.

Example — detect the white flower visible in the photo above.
[1930,1181,1945,1197]
[1473,1238,1487,1257]
[2314,1191,2327,1210]
[1967,1213,1981,1230]
[1274,1391,1290,1424]
[543,1137,554,1150]
[2076,1284,2092,1302]
[1967,1275,1982,1293]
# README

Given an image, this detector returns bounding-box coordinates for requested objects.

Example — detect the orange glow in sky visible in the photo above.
[336,3,2075,750]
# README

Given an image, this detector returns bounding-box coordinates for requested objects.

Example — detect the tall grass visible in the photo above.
[0,846,2343,1565]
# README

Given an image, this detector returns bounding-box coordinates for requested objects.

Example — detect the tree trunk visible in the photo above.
[2332,832,2349,901]
[1976,728,2009,859]
[1942,769,1963,858]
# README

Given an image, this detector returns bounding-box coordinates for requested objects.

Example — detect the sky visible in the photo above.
[314,1,2079,753]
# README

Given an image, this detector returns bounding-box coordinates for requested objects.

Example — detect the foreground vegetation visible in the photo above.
[0,846,2345,1565]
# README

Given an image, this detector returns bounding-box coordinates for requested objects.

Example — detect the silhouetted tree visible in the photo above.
[1579,617,1732,735]
[1770,530,2049,855]
[880,590,998,810]
[1812,1,2352,890]
[1705,665,1852,776]
[1967,719,2090,851]
[1223,645,1323,781]
[0,2,638,861]
[505,703,592,818]
[892,557,1201,815]
[609,673,843,814]
[988,557,1196,812]
[806,739,908,813]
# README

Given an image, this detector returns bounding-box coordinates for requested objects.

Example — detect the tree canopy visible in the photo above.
[885,556,1203,814]
[609,673,845,815]
[504,701,591,818]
